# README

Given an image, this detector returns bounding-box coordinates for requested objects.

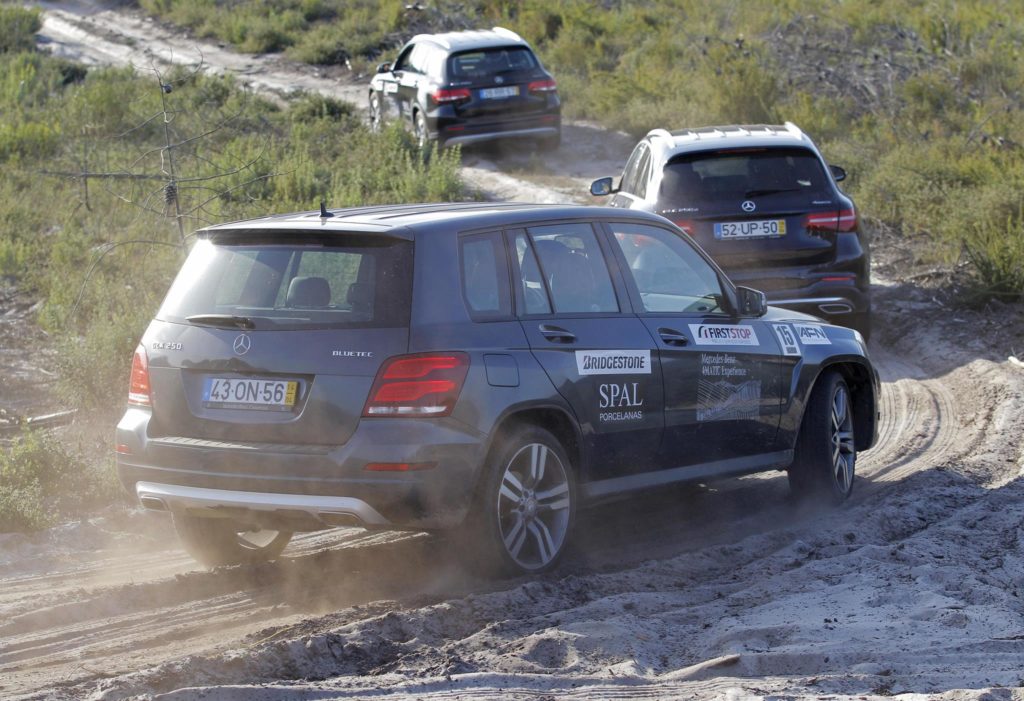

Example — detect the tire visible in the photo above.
[172,513,292,567]
[368,92,383,132]
[788,371,856,504]
[537,131,561,151]
[413,110,429,150]
[464,426,576,576]
[845,312,872,342]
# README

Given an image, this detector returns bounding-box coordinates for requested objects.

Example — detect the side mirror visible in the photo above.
[735,286,767,317]
[376,62,392,74]
[829,164,847,182]
[590,176,618,197]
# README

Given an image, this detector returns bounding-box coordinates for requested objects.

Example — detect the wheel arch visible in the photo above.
[816,359,877,451]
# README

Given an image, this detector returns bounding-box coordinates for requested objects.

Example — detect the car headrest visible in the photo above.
[286,276,331,308]
[346,281,374,311]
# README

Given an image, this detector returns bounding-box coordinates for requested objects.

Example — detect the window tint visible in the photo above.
[159,236,413,329]
[513,232,552,315]
[635,146,652,199]
[527,223,619,314]
[609,223,725,314]
[448,47,538,79]
[460,232,511,319]
[394,45,414,71]
[658,147,831,211]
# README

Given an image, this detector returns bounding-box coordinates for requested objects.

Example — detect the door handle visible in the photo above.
[658,327,689,346]
[539,324,576,343]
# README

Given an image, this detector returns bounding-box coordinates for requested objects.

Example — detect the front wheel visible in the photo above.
[467,427,575,576]
[788,371,856,504]
[172,513,292,567]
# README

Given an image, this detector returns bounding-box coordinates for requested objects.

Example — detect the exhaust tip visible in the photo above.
[139,496,168,512]
[319,512,361,527]
[819,302,853,315]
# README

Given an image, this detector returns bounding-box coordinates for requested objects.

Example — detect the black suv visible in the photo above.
[592,123,871,338]
[117,203,878,575]
[368,27,561,150]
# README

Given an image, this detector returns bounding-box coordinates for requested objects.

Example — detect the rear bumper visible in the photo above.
[116,407,486,530]
[729,275,871,321]
[430,106,561,147]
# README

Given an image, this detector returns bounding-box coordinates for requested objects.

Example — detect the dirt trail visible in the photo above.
[3,3,1023,700]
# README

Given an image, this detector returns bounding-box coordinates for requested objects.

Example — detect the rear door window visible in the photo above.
[525,223,619,314]
[159,234,413,329]
[658,147,832,213]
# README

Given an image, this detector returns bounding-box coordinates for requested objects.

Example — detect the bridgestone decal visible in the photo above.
[688,324,760,347]
[794,324,831,345]
[575,350,651,376]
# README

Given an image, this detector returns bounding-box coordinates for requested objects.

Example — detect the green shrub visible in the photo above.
[0,6,41,54]
[0,430,119,533]
[963,210,1024,303]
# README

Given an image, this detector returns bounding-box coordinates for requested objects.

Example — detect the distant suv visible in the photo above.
[592,123,871,337]
[368,27,561,150]
[117,203,878,575]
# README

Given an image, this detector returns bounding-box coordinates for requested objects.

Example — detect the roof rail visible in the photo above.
[410,32,449,49]
[783,121,806,139]
[492,26,523,42]
[647,128,674,143]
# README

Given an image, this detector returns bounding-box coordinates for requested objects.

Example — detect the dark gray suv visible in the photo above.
[117,203,878,575]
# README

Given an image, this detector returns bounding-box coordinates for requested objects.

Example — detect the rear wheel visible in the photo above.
[368,92,383,132]
[844,312,872,342]
[466,427,575,576]
[413,110,428,150]
[172,513,292,567]
[788,371,856,504]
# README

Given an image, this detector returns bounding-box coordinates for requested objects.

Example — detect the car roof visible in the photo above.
[410,27,528,53]
[645,122,820,161]
[199,202,673,238]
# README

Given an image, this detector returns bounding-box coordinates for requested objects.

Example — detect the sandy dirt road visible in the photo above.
[3,3,1023,699]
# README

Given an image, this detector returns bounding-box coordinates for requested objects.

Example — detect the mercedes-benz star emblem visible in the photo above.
[233,334,251,356]
[495,75,504,84]
[741,200,756,212]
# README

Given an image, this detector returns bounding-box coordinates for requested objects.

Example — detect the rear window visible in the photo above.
[448,47,538,80]
[158,233,413,329]
[658,147,832,211]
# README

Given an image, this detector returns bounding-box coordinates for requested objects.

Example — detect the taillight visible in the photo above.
[804,208,858,235]
[128,344,151,407]
[432,88,471,104]
[362,352,470,418]
[670,218,696,235]
[528,78,557,93]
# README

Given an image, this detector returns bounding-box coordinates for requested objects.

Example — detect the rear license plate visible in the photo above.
[714,219,787,239]
[203,378,298,411]
[480,86,519,99]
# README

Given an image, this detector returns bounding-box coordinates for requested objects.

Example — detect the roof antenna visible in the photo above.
[319,201,334,218]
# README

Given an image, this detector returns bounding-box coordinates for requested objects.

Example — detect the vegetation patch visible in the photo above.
[0,6,465,530]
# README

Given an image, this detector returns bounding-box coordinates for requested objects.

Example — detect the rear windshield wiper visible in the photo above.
[744,187,803,198]
[186,314,260,330]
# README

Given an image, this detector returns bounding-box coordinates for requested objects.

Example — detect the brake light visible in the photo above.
[670,218,696,235]
[804,208,858,234]
[528,79,557,93]
[433,88,471,104]
[363,352,470,417]
[128,344,151,407]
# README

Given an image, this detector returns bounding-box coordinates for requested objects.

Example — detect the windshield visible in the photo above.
[657,147,832,213]
[158,234,413,330]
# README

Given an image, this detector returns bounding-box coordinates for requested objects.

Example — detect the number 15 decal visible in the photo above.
[772,324,801,357]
